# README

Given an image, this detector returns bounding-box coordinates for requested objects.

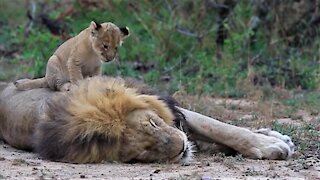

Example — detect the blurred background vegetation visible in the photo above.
[0,0,319,98]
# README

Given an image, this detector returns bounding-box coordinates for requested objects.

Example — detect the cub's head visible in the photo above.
[89,21,130,62]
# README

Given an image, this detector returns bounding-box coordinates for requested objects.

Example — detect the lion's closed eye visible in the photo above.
[149,119,159,128]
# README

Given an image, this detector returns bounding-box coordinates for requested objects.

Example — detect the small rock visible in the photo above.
[306,154,313,158]
[240,114,255,121]
[153,169,160,174]
[80,175,86,178]
[182,162,190,166]
[201,176,213,180]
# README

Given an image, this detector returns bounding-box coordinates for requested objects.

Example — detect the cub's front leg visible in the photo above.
[91,66,102,77]
[57,52,83,92]
[67,52,84,84]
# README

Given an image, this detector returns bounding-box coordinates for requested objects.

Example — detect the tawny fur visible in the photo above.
[14,21,129,91]
[64,77,175,140]
[0,76,188,163]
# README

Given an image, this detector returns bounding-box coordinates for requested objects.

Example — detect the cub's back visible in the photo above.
[53,28,91,64]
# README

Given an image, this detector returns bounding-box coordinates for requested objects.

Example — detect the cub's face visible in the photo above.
[90,21,130,62]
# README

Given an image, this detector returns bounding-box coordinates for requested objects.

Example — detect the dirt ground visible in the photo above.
[0,141,319,179]
[0,85,319,179]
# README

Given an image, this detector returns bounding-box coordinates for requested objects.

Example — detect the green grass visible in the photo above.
[272,120,320,152]
[284,92,320,116]
[0,1,319,96]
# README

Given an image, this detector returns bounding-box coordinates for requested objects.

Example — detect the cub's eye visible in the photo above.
[149,119,158,128]
[103,44,108,49]
[115,47,118,51]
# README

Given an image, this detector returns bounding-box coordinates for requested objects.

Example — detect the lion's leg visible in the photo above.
[178,107,293,160]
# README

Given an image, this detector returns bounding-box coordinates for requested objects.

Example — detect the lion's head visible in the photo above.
[89,21,129,62]
[33,76,192,163]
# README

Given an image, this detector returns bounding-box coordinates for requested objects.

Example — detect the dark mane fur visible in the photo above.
[123,77,188,131]
[32,76,187,163]
[34,94,120,163]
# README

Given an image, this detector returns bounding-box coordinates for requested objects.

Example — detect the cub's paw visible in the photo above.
[14,79,31,90]
[60,82,77,92]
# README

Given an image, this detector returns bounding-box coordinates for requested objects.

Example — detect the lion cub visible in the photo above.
[15,21,129,91]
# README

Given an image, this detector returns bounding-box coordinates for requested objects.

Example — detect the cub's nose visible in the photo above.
[101,54,114,62]
[105,57,114,62]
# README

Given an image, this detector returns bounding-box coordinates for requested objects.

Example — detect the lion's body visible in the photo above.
[0,85,52,150]
[0,76,295,163]
[1,76,190,163]
[14,22,129,91]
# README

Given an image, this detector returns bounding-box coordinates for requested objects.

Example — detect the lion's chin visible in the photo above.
[170,132,195,164]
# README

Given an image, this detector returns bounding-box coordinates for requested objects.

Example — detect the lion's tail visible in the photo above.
[14,77,49,90]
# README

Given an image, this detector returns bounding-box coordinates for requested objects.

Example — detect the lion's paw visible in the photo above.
[249,129,295,160]
[254,128,295,153]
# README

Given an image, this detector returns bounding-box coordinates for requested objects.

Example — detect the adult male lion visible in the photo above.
[0,76,294,163]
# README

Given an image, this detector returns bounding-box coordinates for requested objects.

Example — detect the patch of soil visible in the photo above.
[0,142,319,179]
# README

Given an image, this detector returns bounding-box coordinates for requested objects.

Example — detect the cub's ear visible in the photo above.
[119,27,130,39]
[90,21,102,30]
[90,21,102,37]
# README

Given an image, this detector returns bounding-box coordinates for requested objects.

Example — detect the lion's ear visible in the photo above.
[119,27,130,39]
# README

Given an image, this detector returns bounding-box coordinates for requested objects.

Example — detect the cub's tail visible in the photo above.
[14,77,49,90]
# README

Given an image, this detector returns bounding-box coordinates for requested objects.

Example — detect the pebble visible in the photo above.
[201,176,213,180]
